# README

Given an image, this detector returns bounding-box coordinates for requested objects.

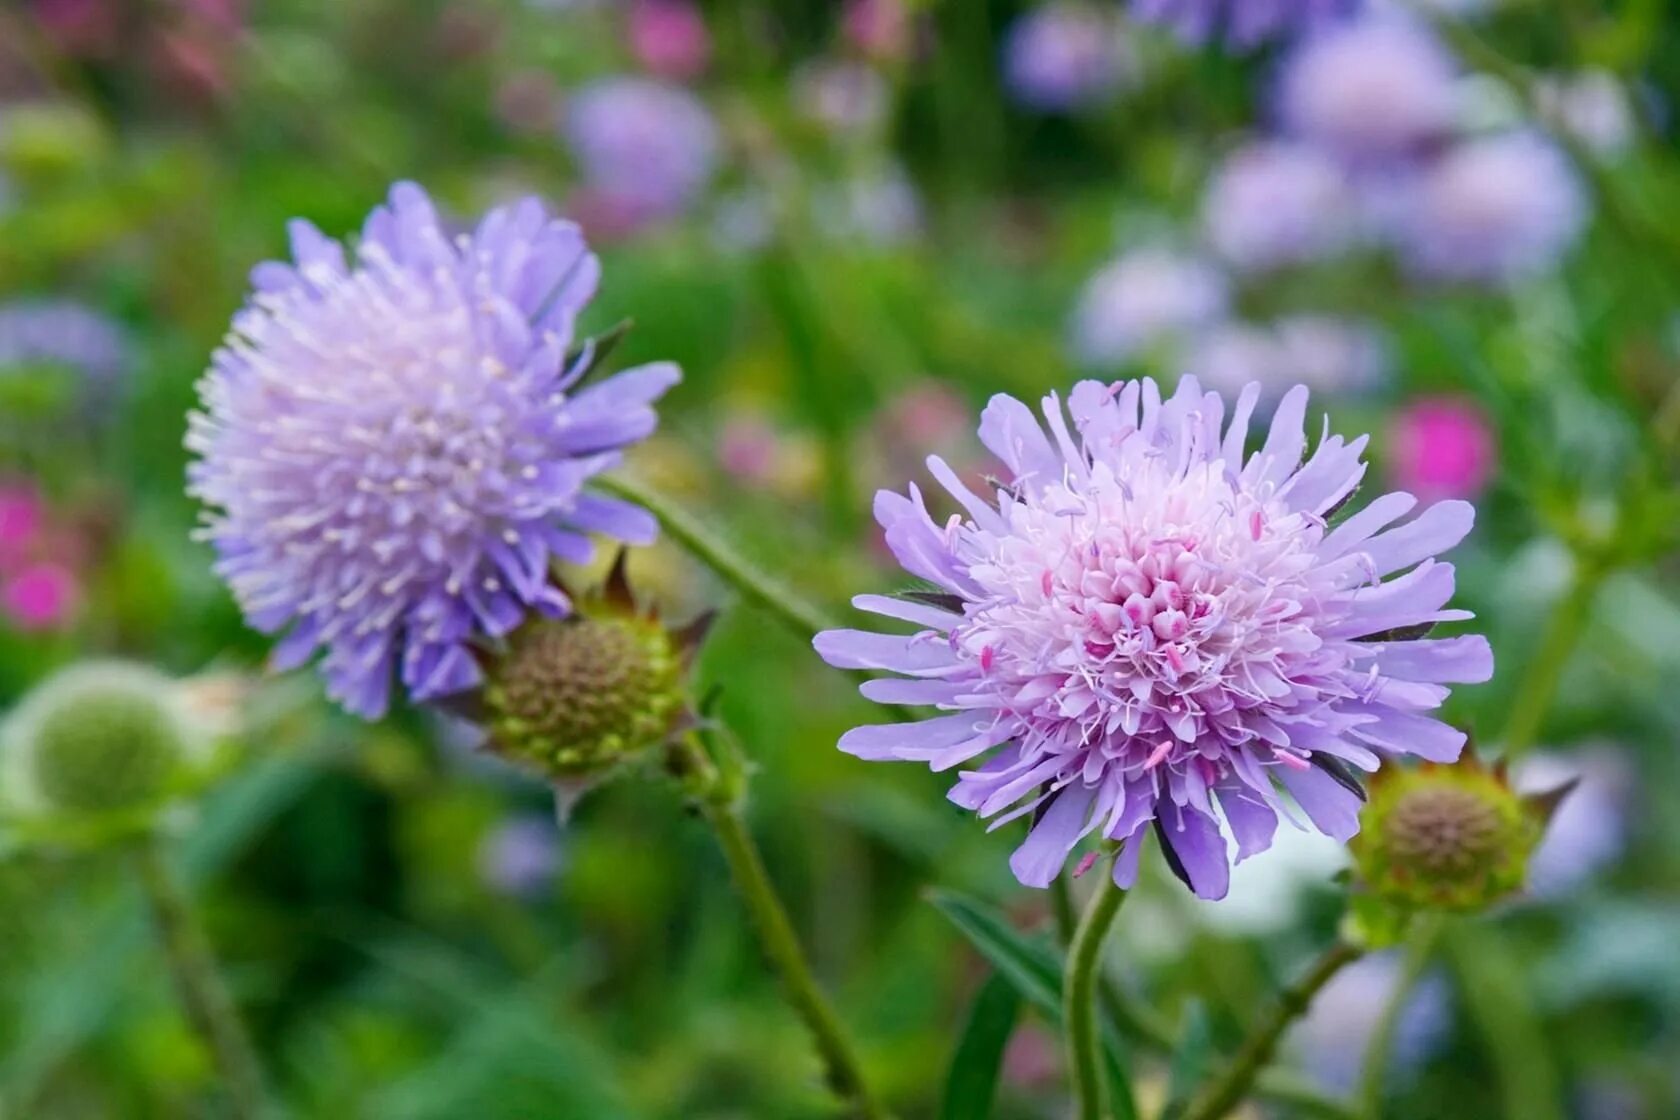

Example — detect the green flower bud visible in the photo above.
[3,662,196,819]
[483,613,687,782]
[0,103,109,184]
[1351,755,1548,914]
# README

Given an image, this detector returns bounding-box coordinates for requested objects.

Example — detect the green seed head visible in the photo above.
[1352,757,1541,913]
[483,614,685,782]
[7,662,192,817]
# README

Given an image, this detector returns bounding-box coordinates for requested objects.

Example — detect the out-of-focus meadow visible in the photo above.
[1,1,1678,1117]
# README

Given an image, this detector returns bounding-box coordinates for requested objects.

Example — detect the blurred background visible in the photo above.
[0,0,1678,1116]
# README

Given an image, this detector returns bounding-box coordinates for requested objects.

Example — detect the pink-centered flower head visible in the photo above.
[816,377,1492,899]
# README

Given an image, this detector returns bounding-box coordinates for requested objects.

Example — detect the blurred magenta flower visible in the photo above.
[1277,16,1458,162]
[3,561,79,631]
[1130,0,1358,49]
[1202,140,1357,272]
[187,182,679,717]
[817,377,1491,898]
[1002,3,1131,113]
[1387,395,1495,502]
[626,0,710,81]
[564,78,719,229]
[1399,132,1585,284]
[842,0,911,62]
[1071,249,1228,368]
[0,483,43,564]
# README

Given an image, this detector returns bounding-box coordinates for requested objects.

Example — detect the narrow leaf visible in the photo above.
[939,974,1022,1120]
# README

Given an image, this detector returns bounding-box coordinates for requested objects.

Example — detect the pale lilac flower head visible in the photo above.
[1129,0,1357,50]
[478,814,564,897]
[187,182,679,717]
[1277,16,1458,162]
[1203,140,1357,272]
[1003,3,1131,113]
[1289,952,1451,1091]
[794,59,890,135]
[1518,749,1632,898]
[564,78,719,227]
[0,298,131,386]
[626,0,710,81]
[1186,318,1386,402]
[1535,70,1634,157]
[816,377,1491,898]
[1387,395,1494,503]
[1399,132,1586,283]
[1071,250,1229,369]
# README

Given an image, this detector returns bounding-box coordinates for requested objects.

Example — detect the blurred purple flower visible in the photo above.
[794,59,890,134]
[1203,140,1357,272]
[0,298,131,385]
[626,0,710,81]
[188,182,679,717]
[1071,249,1229,368]
[564,78,719,228]
[1277,16,1458,162]
[1518,749,1632,898]
[1288,952,1452,1092]
[1535,71,1634,158]
[1399,132,1585,284]
[816,377,1490,898]
[1186,318,1386,403]
[478,814,564,897]
[1130,0,1357,49]
[1386,395,1494,503]
[1003,3,1131,113]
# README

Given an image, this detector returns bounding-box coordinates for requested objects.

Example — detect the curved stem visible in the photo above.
[1064,869,1128,1120]
[596,473,840,640]
[1182,939,1365,1120]
[1355,915,1444,1120]
[1499,557,1602,757]
[133,835,267,1120]
[672,732,889,1119]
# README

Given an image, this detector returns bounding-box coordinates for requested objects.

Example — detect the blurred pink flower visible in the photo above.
[717,415,782,488]
[628,0,710,81]
[1388,395,1495,501]
[843,0,910,62]
[3,561,79,631]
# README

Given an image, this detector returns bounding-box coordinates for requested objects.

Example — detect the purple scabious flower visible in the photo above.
[815,377,1491,898]
[187,182,679,718]
[1398,132,1586,284]
[1129,0,1358,49]
[1202,140,1357,273]
[1277,16,1458,163]
[1070,250,1229,369]
[563,77,719,227]
[1003,3,1132,113]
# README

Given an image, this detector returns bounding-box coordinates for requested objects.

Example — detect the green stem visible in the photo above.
[1183,939,1365,1120]
[672,733,889,1119]
[133,835,267,1120]
[1355,915,1444,1120]
[1498,557,1602,756]
[1064,870,1128,1120]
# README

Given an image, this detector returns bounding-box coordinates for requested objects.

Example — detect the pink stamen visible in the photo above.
[1072,850,1099,878]
[1249,510,1264,541]
[980,644,995,672]
[1041,569,1054,597]
[1274,750,1310,771]
[1144,740,1174,770]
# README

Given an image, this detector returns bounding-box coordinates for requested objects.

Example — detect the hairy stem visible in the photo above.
[134,836,267,1120]
[1182,939,1365,1120]
[1064,869,1128,1120]
[672,732,889,1119]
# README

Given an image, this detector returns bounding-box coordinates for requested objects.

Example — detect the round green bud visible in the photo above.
[0,103,109,183]
[1352,759,1540,913]
[483,614,685,781]
[4,662,193,818]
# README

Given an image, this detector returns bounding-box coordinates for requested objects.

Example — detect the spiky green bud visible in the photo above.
[1351,755,1550,914]
[483,614,686,781]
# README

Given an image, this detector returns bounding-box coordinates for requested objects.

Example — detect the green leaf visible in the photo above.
[928,889,1140,1120]
[939,973,1022,1120]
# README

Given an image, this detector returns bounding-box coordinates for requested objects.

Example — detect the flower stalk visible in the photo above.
[670,729,888,1119]
[1063,861,1128,1120]
[1182,938,1365,1120]
[133,835,267,1120]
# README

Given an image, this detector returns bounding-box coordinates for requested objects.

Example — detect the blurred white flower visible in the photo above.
[1070,248,1229,367]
